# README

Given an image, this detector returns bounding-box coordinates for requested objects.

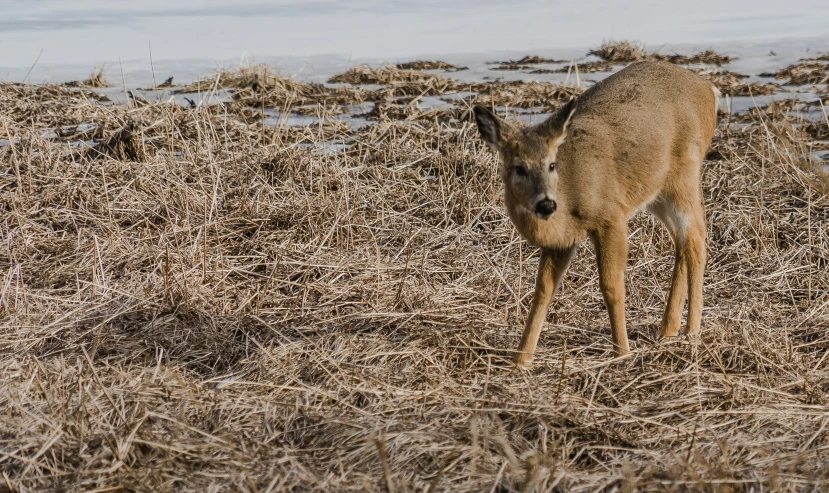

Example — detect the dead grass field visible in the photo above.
[2,47,829,492]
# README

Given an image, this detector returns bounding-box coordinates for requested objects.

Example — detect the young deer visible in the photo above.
[473,61,718,365]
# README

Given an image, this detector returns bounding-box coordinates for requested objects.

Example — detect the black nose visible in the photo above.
[535,199,557,217]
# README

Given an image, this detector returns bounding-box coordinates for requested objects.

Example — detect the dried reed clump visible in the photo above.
[292,103,347,116]
[90,121,149,162]
[358,100,465,122]
[589,40,647,62]
[329,64,444,85]
[764,59,829,85]
[754,119,829,193]
[174,63,285,92]
[523,48,736,76]
[514,47,735,76]
[156,76,175,88]
[694,68,779,96]
[174,64,377,110]
[172,63,321,105]
[396,60,467,71]
[803,120,829,140]
[461,80,583,109]
[591,42,734,67]
[548,59,617,74]
[508,55,566,65]
[490,56,567,71]
[139,77,176,91]
[691,68,747,86]
[328,65,457,96]
[724,81,780,96]
[0,82,110,128]
[725,99,802,124]
[1,65,829,492]
[235,82,371,110]
[515,61,614,75]
[64,66,109,88]
[651,49,734,66]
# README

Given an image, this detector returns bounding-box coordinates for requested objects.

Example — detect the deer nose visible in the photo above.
[535,199,557,217]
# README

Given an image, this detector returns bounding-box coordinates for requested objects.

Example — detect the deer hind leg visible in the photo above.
[648,196,689,338]
[514,245,577,366]
[592,222,631,356]
[683,199,706,336]
[649,192,706,338]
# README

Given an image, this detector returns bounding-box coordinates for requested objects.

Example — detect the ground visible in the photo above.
[1,47,829,492]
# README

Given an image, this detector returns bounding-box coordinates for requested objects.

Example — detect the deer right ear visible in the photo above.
[473,106,504,151]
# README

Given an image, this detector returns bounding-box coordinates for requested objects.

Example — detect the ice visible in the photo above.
[2,0,829,87]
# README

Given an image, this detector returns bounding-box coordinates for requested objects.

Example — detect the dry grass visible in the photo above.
[356,100,465,123]
[502,56,567,65]
[328,65,455,96]
[589,40,648,62]
[651,50,734,66]
[396,61,467,72]
[693,68,780,96]
[1,61,829,493]
[763,58,829,86]
[589,41,735,71]
[490,56,568,71]
[511,60,616,75]
[551,60,617,74]
[139,77,176,91]
[459,81,583,110]
[177,64,324,102]
[64,67,109,89]
[494,44,735,75]
[498,46,738,69]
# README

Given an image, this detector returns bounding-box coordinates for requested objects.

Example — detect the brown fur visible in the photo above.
[473,61,718,364]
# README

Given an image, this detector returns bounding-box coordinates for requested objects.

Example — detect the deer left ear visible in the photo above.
[473,106,500,149]
[473,105,515,152]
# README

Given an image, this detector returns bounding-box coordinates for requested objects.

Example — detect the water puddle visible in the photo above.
[261,108,372,130]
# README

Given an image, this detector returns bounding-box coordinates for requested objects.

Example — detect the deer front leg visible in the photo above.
[514,246,577,366]
[593,223,631,356]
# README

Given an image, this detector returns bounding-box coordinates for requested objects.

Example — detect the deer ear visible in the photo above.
[539,97,578,148]
[473,106,505,151]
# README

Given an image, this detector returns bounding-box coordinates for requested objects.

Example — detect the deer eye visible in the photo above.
[549,162,557,172]
[514,165,528,177]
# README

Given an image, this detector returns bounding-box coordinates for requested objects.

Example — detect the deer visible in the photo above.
[472,60,719,365]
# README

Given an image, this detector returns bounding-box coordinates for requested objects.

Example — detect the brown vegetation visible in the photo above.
[490,56,567,71]
[328,65,458,97]
[489,43,735,76]
[459,81,583,109]
[694,68,780,96]
[589,40,648,62]
[764,58,829,85]
[550,60,617,74]
[64,66,109,88]
[396,60,467,71]
[1,61,828,492]
[651,49,734,66]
